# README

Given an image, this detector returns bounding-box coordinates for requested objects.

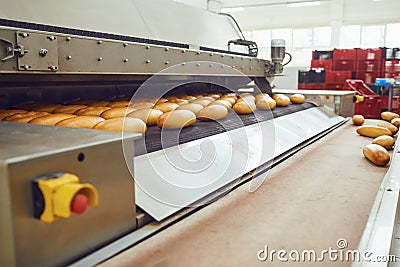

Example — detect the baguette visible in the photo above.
[74,106,111,116]
[129,102,155,110]
[107,101,130,108]
[29,114,77,125]
[363,144,390,166]
[197,105,228,121]
[356,125,392,138]
[33,104,64,113]
[157,110,196,129]
[88,101,110,107]
[127,108,163,125]
[55,116,105,128]
[93,117,147,133]
[100,107,136,119]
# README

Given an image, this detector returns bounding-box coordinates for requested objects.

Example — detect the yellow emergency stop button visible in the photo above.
[32,173,98,223]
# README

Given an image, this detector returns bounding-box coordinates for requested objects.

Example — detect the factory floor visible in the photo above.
[101,120,388,267]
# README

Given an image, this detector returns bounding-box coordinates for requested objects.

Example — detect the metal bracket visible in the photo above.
[0,38,29,61]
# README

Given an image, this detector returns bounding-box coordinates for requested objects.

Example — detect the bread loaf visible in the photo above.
[233,101,256,114]
[381,111,399,122]
[74,106,111,116]
[372,135,395,150]
[107,101,130,108]
[153,102,179,113]
[176,103,204,115]
[169,99,190,105]
[88,101,110,107]
[33,104,64,113]
[208,100,232,109]
[128,108,163,125]
[352,115,365,126]
[356,125,392,137]
[30,114,77,125]
[100,107,136,119]
[157,110,196,129]
[256,97,276,110]
[93,117,147,133]
[290,94,305,104]
[55,116,105,128]
[4,111,49,123]
[197,105,228,121]
[391,118,400,127]
[190,99,211,107]
[219,97,236,105]
[0,109,27,120]
[129,102,155,110]
[272,94,290,107]
[53,105,88,114]
[363,144,390,166]
[377,120,398,135]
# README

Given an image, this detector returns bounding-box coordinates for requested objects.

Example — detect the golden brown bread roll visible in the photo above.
[272,94,290,107]
[219,97,236,105]
[127,108,163,125]
[33,104,64,113]
[190,99,211,107]
[107,101,130,108]
[352,115,365,126]
[74,106,111,116]
[157,110,196,129]
[165,96,179,101]
[233,101,256,114]
[197,96,216,102]
[381,111,399,122]
[176,103,205,115]
[153,102,179,113]
[197,105,228,121]
[391,118,400,127]
[372,135,395,150]
[155,98,169,104]
[208,100,232,109]
[129,102,155,110]
[29,114,77,125]
[4,111,49,123]
[181,95,197,101]
[256,97,276,110]
[363,144,390,166]
[207,94,221,99]
[88,101,110,107]
[53,105,88,114]
[377,120,398,135]
[290,94,305,104]
[356,125,392,138]
[93,117,147,133]
[100,107,136,119]
[169,99,190,105]
[255,93,269,101]
[0,109,28,120]
[55,116,105,128]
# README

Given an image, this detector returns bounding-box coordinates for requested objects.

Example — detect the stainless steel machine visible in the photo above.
[1,1,398,267]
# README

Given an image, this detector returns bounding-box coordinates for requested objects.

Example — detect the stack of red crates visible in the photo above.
[355,48,383,84]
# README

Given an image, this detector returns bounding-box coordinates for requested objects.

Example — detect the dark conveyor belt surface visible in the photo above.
[134,102,315,156]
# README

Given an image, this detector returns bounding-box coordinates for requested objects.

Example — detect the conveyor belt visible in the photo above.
[134,102,315,156]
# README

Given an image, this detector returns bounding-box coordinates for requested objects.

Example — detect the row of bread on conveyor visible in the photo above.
[0,92,306,132]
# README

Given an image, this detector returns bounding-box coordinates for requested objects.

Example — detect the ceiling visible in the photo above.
[215,0,400,30]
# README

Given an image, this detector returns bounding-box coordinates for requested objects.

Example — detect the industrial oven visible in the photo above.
[1,1,399,266]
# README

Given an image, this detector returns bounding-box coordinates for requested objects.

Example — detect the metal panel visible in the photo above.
[135,107,344,221]
[0,122,140,267]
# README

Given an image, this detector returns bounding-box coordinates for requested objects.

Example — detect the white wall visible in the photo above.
[273,67,302,89]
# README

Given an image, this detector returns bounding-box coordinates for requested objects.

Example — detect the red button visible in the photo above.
[71,193,88,214]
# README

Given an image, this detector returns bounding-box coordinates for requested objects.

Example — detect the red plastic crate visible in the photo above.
[354,97,382,118]
[355,72,380,84]
[384,72,400,79]
[381,96,399,113]
[324,83,344,90]
[311,59,332,70]
[325,71,353,84]
[382,59,400,73]
[298,83,307,89]
[333,49,357,60]
[333,60,356,71]
[304,83,325,90]
[356,48,383,60]
[356,59,382,72]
